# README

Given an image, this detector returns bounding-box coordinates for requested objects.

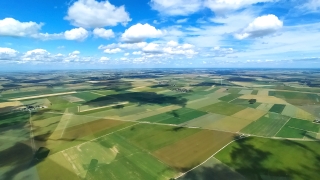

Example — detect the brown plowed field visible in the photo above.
[153,130,235,171]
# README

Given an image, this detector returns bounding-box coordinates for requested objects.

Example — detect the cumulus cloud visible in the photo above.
[234,14,283,40]
[100,56,110,61]
[93,28,114,39]
[0,47,19,60]
[0,18,42,37]
[204,0,275,14]
[167,40,179,47]
[142,43,162,53]
[64,27,89,41]
[104,48,122,54]
[65,0,131,28]
[121,23,163,43]
[22,49,50,61]
[150,0,202,16]
[70,50,80,55]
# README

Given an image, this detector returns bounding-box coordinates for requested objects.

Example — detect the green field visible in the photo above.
[215,137,320,180]
[276,118,320,139]
[269,104,286,113]
[199,101,246,116]
[269,91,320,105]
[240,113,290,137]
[218,93,242,102]
[229,98,261,108]
[138,107,207,124]
[251,90,258,95]
[0,112,30,128]
[116,123,201,152]
[89,133,177,179]
[73,91,102,101]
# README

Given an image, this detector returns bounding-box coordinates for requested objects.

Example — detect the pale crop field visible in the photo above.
[256,103,274,111]
[295,108,315,120]
[10,91,77,101]
[231,108,267,121]
[281,105,297,117]
[239,89,253,95]
[182,113,226,128]
[239,94,288,104]
[257,90,269,96]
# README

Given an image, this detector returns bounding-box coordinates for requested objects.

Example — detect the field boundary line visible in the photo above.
[212,157,247,179]
[228,97,240,103]
[89,91,105,96]
[50,122,140,156]
[274,117,291,137]
[79,101,129,112]
[174,136,247,179]
[28,111,36,153]
[288,126,317,134]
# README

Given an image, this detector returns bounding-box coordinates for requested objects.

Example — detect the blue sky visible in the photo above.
[0,0,320,70]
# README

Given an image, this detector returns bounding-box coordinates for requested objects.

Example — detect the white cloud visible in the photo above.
[104,48,122,53]
[0,47,19,60]
[22,49,50,61]
[98,42,148,50]
[70,50,80,55]
[142,43,162,53]
[121,23,164,43]
[100,56,110,61]
[0,18,42,37]
[64,27,89,41]
[32,32,64,40]
[301,0,320,12]
[133,51,142,55]
[150,0,202,16]
[204,0,275,14]
[235,14,283,39]
[180,43,194,49]
[124,53,130,56]
[176,18,188,23]
[65,0,131,28]
[167,40,179,47]
[93,28,114,39]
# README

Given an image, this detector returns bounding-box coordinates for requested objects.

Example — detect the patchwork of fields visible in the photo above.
[2,70,320,180]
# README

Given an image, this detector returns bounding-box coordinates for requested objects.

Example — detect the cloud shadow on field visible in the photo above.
[83,92,188,107]
[217,137,320,180]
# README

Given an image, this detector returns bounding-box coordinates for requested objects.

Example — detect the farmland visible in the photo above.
[214,137,320,180]
[2,69,320,179]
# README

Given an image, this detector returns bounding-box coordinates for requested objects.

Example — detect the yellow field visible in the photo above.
[257,90,269,96]
[0,101,22,108]
[295,108,315,121]
[215,88,227,93]
[10,91,77,101]
[231,108,266,121]
[200,116,254,132]
[0,101,23,112]
[36,152,79,179]
[239,94,288,104]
